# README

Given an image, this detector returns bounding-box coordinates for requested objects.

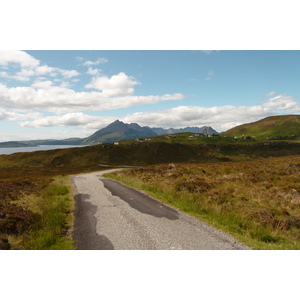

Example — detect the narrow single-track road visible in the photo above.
[72,169,250,250]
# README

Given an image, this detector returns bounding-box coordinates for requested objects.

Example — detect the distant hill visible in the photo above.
[0,141,32,148]
[149,125,219,135]
[222,115,300,139]
[82,120,157,145]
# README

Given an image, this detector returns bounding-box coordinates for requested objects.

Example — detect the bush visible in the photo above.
[0,203,37,235]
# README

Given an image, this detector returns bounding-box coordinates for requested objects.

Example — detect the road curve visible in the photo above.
[72,169,251,250]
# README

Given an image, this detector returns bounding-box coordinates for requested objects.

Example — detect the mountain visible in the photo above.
[149,125,219,135]
[199,126,219,135]
[0,121,219,148]
[82,120,157,145]
[222,115,300,139]
[83,121,220,144]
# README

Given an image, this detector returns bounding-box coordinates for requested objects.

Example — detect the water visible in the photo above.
[0,144,85,155]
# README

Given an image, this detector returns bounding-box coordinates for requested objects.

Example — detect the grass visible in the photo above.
[0,154,109,250]
[104,155,300,250]
[6,176,75,250]
[223,114,300,139]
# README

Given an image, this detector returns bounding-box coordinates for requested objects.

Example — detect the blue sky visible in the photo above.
[0,50,299,141]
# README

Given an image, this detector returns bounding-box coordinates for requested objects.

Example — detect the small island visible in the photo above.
[0,141,33,148]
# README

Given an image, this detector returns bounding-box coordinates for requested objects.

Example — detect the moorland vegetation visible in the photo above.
[105,156,300,250]
[1,114,300,249]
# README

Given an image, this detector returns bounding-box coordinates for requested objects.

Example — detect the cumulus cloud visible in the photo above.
[21,113,116,129]
[262,94,299,111]
[82,58,108,66]
[0,51,184,114]
[86,67,101,75]
[85,72,140,96]
[121,105,272,130]
[0,108,41,121]
[0,50,80,82]
[0,82,185,113]
[0,50,40,68]
[18,93,300,132]
[120,94,300,131]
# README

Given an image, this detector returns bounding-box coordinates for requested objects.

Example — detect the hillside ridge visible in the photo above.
[222,114,300,139]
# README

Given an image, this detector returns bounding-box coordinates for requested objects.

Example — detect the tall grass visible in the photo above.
[105,156,300,250]
[18,176,75,250]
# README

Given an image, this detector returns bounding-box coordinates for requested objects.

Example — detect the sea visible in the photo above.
[0,145,85,155]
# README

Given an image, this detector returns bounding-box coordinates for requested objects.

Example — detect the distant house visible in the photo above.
[114,142,119,145]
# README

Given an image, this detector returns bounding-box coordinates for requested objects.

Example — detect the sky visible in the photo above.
[0,50,299,141]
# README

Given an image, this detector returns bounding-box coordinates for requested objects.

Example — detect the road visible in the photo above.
[72,169,251,250]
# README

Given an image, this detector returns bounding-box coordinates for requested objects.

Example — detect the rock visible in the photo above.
[168,164,176,170]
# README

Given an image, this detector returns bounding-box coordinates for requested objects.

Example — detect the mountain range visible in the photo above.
[0,120,219,147]
[82,120,219,144]
[1,114,300,148]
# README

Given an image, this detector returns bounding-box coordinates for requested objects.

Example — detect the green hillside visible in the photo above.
[222,115,300,139]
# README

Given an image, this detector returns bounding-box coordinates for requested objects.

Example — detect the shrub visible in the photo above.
[0,203,37,235]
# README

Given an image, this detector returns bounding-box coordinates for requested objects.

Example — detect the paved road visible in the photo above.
[72,169,251,250]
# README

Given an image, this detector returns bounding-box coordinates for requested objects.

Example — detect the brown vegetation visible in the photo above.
[107,155,300,249]
[0,162,107,250]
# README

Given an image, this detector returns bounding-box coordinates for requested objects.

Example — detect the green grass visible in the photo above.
[223,114,300,139]
[17,176,75,250]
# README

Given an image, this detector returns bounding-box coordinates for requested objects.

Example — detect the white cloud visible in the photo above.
[0,81,185,113]
[0,50,80,82]
[85,72,140,96]
[35,65,55,76]
[86,67,101,75]
[82,58,108,66]
[17,93,300,133]
[262,94,299,111]
[0,50,40,68]
[161,93,185,101]
[0,108,41,121]
[120,94,300,131]
[21,112,115,129]
[31,80,54,89]
[57,68,80,78]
